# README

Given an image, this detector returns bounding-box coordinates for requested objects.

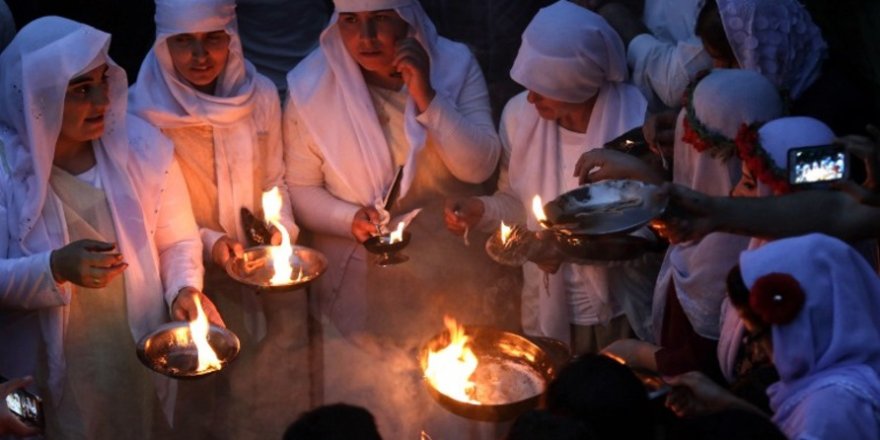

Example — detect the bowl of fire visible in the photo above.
[226,245,327,292]
[363,231,411,266]
[137,321,240,379]
[419,324,559,422]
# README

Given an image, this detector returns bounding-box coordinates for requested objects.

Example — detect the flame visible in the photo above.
[531,195,547,225]
[189,294,222,372]
[262,187,294,284]
[500,222,513,245]
[389,221,405,244]
[424,316,480,404]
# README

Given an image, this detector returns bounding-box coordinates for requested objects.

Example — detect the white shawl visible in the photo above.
[129,0,257,244]
[0,17,179,418]
[653,69,782,341]
[286,0,473,208]
[505,1,647,342]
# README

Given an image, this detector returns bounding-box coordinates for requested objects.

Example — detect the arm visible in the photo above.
[283,98,362,239]
[415,52,502,184]
[256,79,300,243]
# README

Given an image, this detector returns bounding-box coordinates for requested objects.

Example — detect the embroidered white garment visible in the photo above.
[487,1,648,343]
[716,0,826,99]
[286,0,477,209]
[0,17,203,421]
[653,69,782,341]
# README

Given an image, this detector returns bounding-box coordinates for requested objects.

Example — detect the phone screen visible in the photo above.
[4,387,44,427]
[788,144,847,185]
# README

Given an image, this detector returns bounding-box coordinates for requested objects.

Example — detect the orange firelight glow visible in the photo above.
[389,221,405,244]
[500,222,513,245]
[262,187,294,284]
[424,316,480,404]
[531,195,546,225]
[189,294,222,373]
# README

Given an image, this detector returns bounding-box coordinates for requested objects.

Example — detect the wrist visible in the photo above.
[49,250,64,283]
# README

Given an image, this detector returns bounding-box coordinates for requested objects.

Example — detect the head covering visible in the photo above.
[654,69,783,340]
[503,1,648,343]
[716,0,826,99]
[0,16,175,417]
[287,0,473,207]
[128,0,258,243]
[748,116,835,197]
[738,234,880,435]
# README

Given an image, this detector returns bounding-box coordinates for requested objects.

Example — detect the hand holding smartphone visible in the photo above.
[788,144,849,188]
[0,375,43,433]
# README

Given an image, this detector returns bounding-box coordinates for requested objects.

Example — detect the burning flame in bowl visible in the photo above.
[500,222,512,246]
[531,195,547,226]
[189,294,222,373]
[424,316,480,404]
[389,221,405,243]
[262,187,294,284]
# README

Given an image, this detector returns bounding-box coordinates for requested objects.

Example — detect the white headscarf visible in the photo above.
[739,234,880,438]
[0,16,175,415]
[654,69,782,340]
[128,0,258,244]
[504,1,647,342]
[286,0,473,208]
[716,0,826,99]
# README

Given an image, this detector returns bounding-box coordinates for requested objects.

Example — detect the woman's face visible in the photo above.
[166,30,230,94]
[59,64,110,145]
[731,162,757,197]
[526,90,582,121]
[337,10,408,76]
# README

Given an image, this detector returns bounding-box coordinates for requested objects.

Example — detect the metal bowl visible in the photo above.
[136,322,240,379]
[419,326,559,422]
[226,245,327,292]
[542,180,667,236]
[363,231,411,266]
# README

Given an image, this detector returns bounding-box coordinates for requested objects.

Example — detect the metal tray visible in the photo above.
[136,322,240,379]
[226,245,327,292]
[542,180,666,236]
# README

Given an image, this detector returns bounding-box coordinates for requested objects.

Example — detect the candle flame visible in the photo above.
[262,187,294,284]
[500,222,513,245]
[531,195,547,225]
[389,221,405,244]
[189,294,222,372]
[424,316,480,404]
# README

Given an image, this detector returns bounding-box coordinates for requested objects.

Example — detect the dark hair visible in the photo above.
[726,265,750,309]
[283,403,382,440]
[506,410,595,440]
[695,0,736,65]
[547,354,653,440]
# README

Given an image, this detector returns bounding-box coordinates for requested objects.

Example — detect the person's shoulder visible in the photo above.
[501,91,531,122]
[252,72,281,107]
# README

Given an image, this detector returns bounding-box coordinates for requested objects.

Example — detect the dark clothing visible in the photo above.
[655,284,724,383]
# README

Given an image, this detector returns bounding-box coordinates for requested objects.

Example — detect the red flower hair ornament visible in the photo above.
[749,273,806,325]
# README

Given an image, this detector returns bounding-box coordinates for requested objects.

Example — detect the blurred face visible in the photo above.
[337,10,408,76]
[731,163,757,197]
[526,90,583,121]
[166,30,230,94]
[59,64,110,146]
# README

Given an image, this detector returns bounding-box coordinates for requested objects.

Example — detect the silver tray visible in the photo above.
[542,180,666,236]
[136,322,240,378]
[225,245,327,292]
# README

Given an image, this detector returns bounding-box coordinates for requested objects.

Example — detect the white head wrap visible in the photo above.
[503,1,648,343]
[0,16,175,417]
[129,0,258,243]
[716,0,827,99]
[654,69,782,341]
[287,0,472,207]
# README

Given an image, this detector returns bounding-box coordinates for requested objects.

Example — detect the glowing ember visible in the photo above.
[424,316,480,404]
[262,187,294,284]
[389,221,405,244]
[531,195,547,225]
[500,222,513,246]
[189,294,222,373]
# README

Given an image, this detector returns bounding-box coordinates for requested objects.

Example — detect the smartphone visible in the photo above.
[787,144,848,187]
[1,376,44,428]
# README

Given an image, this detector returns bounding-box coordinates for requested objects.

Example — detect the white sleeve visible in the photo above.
[414,53,502,184]
[476,103,527,232]
[627,34,712,108]
[283,97,361,239]
[154,160,205,308]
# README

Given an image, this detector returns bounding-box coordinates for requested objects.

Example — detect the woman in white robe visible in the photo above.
[0,17,218,439]
[447,1,658,354]
[128,0,304,438]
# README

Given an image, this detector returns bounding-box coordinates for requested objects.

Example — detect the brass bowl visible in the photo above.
[363,231,411,266]
[136,322,240,379]
[226,245,328,292]
[419,326,559,422]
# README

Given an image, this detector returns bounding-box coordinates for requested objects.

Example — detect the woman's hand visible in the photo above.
[664,371,763,418]
[211,235,244,267]
[644,109,678,166]
[352,207,382,243]
[650,183,719,244]
[443,197,485,236]
[171,287,226,328]
[574,148,665,184]
[833,124,880,205]
[394,37,435,113]
[50,239,127,288]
